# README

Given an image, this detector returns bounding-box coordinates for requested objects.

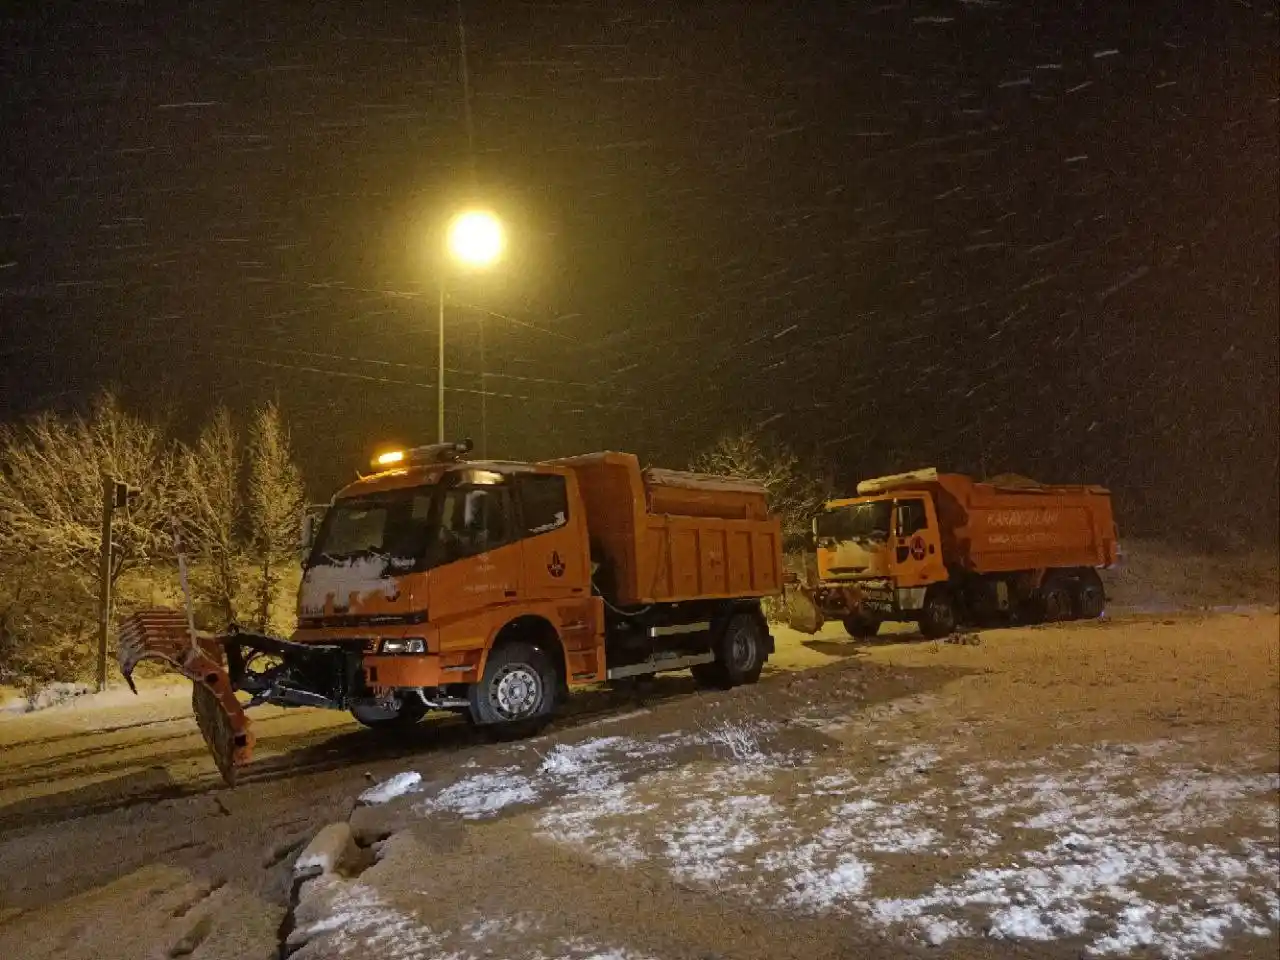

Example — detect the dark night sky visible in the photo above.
[1,2,1277,536]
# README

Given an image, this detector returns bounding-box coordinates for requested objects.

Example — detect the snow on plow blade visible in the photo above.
[118,609,255,785]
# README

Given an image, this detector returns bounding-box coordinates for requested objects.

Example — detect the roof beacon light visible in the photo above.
[406,439,474,466]
[374,450,406,469]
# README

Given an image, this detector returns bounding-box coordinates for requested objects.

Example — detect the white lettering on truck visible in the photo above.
[987,510,1060,528]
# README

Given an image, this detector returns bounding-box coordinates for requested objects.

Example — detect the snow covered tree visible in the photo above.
[0,393,178,592]
[246,402,305,633]
[0,393,179,684]
[179,407,243,626]
[691,430,829,549]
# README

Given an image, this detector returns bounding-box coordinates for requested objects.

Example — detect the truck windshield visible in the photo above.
[309,489,437,573]
[308,483,513,573]
[816,500,891,543]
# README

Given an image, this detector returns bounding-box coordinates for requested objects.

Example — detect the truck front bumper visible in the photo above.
[362,654,444,690]
[815,580,926,618]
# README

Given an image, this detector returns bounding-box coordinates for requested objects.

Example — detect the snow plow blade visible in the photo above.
[783,578,824,635]
[117,609,254,785]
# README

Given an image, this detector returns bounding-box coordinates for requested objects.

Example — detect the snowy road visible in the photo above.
[0,613,1276,960]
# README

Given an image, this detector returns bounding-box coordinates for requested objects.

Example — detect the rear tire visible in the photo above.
[1040,576,1075,622]
[468,641,560,737]
[1074,570,1106,619]
[842,613,882,640]
[918,587,957,639]
[351,696,428,731]
[693,613,768,689]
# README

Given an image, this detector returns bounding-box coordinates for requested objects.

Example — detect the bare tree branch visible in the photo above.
[246,402,305,633]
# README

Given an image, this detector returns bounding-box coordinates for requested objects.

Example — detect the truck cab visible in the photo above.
[294,447,605,728]
[813,486,948,636]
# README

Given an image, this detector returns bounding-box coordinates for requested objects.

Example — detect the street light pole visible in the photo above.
[438,209,503,447]
[479,314,487,458]
[438,279,446,443]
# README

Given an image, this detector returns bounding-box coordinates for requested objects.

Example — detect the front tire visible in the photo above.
[842,612,882,640]
[468,641,560,737]
[693,612,768,689]
[918,587,957,639]
[350,696,428,731]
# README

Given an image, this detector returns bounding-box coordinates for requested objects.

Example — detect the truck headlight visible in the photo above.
[380,638,426,654]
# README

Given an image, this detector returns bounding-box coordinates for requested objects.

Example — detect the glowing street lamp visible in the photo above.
[438,210,503,445]
[447,210,504,267]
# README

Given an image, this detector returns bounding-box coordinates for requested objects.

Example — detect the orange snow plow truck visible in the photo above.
[119,442,783,783]
[791,468,1117,639]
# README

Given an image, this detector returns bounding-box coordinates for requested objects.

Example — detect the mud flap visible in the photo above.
[783,582,825,635]
[118,608,255,785]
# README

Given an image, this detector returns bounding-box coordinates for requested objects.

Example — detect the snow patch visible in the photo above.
[299,556,399,616]
[360,771,422,806]
[3,682,95,713]
[419,767,539,819]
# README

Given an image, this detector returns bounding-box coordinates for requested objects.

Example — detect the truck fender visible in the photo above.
[479,614,568,689]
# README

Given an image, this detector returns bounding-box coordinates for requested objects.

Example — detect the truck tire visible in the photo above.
[918,587,957,639]
[693,613,768,689]
[1040,576,1075,622]
[1074,570,1106,619]
[351,696,428,731]
[468,641,560,736]
[842,613,882,640]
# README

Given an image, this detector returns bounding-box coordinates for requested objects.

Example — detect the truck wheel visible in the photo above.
[918,587,957,639]
[468,641,559,735]
[351,696,428,731]
[842,613,882,640]
[1040,576,1074,622]
[1074,570,1106,619]
[693,613,768,689]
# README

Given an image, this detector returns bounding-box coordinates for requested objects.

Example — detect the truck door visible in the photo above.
[516,472,601,683]
[426,481,523,623]
[892,496,945,592]
[515,472,591,600]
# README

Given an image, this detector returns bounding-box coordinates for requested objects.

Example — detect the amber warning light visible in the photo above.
[374,450,405,469]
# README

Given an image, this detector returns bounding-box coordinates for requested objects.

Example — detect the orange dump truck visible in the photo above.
[800,468,1117,639]
[119,442,783,782]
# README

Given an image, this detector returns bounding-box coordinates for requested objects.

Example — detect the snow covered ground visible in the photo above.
[3,611,1277,960]
[301,613,1280,959]
[341,731,1278,958]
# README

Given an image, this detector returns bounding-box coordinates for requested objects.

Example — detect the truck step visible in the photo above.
[607,651,715,680]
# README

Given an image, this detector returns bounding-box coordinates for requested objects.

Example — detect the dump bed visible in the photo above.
[861,469,1117,574]
[551,453,783,605]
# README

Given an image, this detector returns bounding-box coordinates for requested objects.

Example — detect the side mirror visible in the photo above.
[300,512,316,553]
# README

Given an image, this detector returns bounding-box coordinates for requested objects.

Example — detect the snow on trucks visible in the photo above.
[120,441,784,783]
[792,468,1118,639]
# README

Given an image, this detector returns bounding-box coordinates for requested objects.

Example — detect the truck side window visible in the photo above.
[434,486,512,562]
[896,499,928,537]
[518,474,569,536]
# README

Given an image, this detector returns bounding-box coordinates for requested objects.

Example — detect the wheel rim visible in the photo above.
[728,626,757,670]
[490,663,543,719]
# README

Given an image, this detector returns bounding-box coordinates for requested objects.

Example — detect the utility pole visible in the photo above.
[96,477,114,693]
[438,282,447,443]
[96,478,139,692]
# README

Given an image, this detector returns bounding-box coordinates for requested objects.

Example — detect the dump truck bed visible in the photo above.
[552,453,783,606]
